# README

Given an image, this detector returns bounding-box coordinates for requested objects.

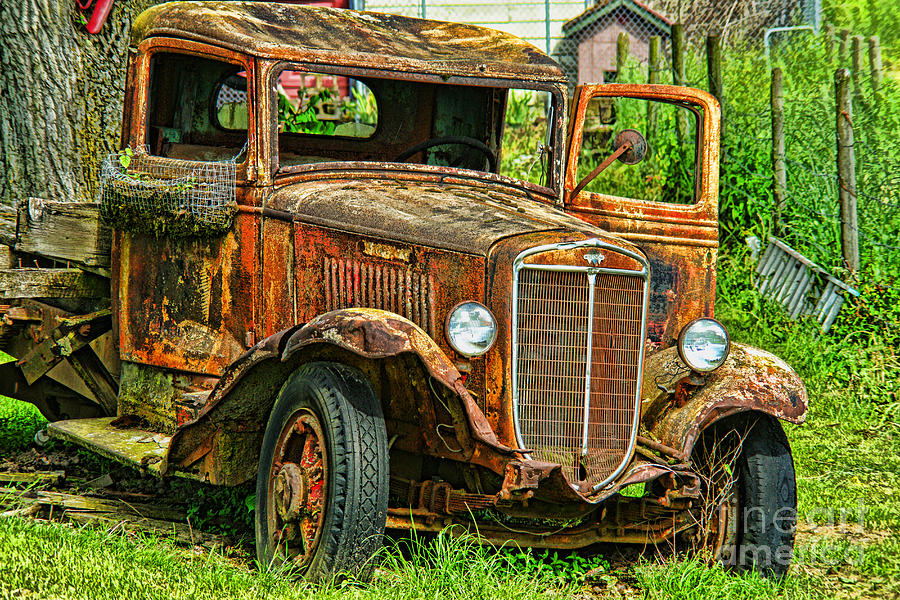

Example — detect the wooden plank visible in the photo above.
[66,513,231,548]
[0,268,108,299]
[15,198,110,268]
[0,205,16,247]
[0,471,65,486]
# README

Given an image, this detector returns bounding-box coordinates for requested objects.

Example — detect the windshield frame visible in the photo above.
[264,61,567,198]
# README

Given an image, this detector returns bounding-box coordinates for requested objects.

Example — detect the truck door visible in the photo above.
[563,84,721,350]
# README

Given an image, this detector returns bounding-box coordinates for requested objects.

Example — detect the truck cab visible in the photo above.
[1,2,807,581]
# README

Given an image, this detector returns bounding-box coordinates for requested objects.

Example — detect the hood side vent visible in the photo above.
[324,256,436,337]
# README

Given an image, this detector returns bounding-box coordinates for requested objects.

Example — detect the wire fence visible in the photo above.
[357,0,819,85]
[718,31,899,283]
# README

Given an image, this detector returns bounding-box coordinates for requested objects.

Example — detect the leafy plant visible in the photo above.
[500,547,610,585]
[343,87,378,126]
[278,91,336,135]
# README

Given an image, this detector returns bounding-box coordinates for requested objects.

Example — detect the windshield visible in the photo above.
[271,65,563,192]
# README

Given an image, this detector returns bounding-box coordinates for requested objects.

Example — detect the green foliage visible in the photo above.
[173,481,255,540]
[499,90,553,186]
[343,87,378,126]
[823,0,900,62]
[117,147,133,169]
[0,395,47,452]
[0,350,14,366]
[500,547,609,585]
[279,91,336,136]
[711,34,900,278]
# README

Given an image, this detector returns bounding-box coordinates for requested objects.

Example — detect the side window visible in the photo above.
[499,89,553,187]
[575,97,701,204]
[146,52,247,162]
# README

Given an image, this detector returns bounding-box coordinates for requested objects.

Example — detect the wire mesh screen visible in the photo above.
[354,0,819,88]
[99,148,239,238]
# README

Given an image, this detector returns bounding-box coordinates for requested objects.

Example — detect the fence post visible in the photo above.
[706,35,722,100]
[647,36,660,134]
[707,35,723,158]
[771,68,786,235]
[671,23,686,140]
[869,36,883,109]
[824,23,835,63]
[838,28,850,65]
[616,32,630,82]
[852,35,864,102]
[835,69,859,274]
[672,23,685,86]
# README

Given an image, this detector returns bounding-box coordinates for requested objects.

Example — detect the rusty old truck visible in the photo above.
[0,1,807,581]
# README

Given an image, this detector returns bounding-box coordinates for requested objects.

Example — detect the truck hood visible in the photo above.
[268,177,630,256]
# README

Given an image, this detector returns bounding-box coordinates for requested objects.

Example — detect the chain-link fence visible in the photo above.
[357,0,820,86]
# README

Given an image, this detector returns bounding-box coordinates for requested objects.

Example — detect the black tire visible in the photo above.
[255,362,389,582]
[692,413,797,578]
[735,415,797,577]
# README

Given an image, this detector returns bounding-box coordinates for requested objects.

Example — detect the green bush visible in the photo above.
[0,394,48,452]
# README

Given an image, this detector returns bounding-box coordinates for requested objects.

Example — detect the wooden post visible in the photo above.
[707,35,723,158]
[852,35,864,102]
[824,24,835,63]
[672,24,685,86]
[835,69,859,274]
[771,68,786,234]
[616,32,630,82]
[647,36,660,133]
[671,24,686,140]
[838,28,850,65]
[706,35,723,101]
[869,36,883,108]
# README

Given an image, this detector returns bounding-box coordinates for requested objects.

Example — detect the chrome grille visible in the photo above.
[513,242,648,492]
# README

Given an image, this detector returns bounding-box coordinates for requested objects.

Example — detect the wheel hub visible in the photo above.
[274,463,307,522]
[268,410,328,565]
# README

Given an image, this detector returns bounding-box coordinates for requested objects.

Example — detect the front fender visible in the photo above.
[165,309,521,484]
[640,343,807,460]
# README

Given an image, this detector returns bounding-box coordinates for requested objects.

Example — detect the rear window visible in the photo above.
[145,52,248,162]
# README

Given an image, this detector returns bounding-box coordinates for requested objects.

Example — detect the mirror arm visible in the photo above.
[571,141,631,198]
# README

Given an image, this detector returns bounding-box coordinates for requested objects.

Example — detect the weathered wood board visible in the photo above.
[0,205,15,247]
[0,268,108,299]
[15,198,110,268]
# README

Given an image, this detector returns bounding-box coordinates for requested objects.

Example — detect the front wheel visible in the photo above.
[690,413,797,578]
[255,362,389,582]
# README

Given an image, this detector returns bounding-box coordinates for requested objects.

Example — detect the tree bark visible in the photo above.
[0,0,159,207]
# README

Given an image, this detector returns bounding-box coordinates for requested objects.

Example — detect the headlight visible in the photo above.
[678,318,730,372]
[446,302,497,357]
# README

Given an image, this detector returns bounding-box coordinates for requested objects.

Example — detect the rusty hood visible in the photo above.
[268,177,636,256]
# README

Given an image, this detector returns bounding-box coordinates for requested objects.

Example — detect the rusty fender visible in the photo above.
[639,342,808,460]
[166,308,527,485]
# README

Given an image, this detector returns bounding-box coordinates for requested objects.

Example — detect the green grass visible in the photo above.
[0,521,566,600]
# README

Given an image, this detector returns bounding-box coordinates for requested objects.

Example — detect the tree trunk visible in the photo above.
[0,0,159,207]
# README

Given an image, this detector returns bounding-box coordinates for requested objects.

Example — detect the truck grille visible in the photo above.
[513,248,647,491]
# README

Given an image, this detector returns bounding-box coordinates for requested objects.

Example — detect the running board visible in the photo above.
[48,417,172,477]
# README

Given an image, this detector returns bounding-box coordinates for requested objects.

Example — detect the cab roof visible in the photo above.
[132,1,568,83]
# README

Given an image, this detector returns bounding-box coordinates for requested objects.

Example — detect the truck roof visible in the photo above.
[131,1,567,83]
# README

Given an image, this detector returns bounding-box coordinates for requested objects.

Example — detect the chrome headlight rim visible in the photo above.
[677,317,730,373]
[445,301,497,357]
